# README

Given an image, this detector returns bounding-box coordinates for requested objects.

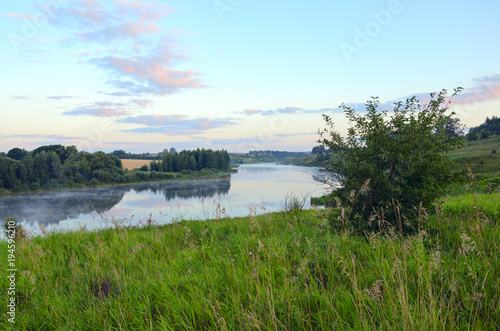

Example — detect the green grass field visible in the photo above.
[449,136,500,178]
[1,136,499,329]
[1,192,499,330]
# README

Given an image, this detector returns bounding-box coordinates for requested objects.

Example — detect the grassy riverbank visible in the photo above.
[1,193,499,329]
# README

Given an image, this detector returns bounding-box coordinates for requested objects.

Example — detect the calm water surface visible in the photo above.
[0,164,331,237]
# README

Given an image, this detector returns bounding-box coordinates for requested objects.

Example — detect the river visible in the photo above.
[0,164,332,237]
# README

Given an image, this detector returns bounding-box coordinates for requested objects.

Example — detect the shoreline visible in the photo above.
[0,169,234,197]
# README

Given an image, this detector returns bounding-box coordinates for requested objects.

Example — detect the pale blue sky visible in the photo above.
[1,0,499,153]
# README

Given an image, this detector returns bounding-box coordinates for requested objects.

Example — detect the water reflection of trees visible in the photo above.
[0,187,126,226]
[130,177,230,200]
[0,177,231,226]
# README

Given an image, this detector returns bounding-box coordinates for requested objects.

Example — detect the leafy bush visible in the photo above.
[318,89,467,233]
[88,178,100,187]
[136,171,150,181]
[199,169,215,177]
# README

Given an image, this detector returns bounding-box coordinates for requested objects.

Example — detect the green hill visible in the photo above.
[449,136,500,178]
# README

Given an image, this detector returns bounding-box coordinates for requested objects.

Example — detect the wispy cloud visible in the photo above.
[75,21,162,42]
[120,114,238,135]
[243,109,262,115]
[5,12,36,21]
[47,95,77,100]
[131,98,153,107]
[63,101,130,117]
[114,0,176,21]
[50,0,175,44]
[61,98,159,117]
[0,134,80,140]
[275,132,317,137]
[241,106,339,116]
[453,74,500,105]
[11,96,34,100]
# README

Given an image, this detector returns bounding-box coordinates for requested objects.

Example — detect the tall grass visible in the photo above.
[1,193,499,329]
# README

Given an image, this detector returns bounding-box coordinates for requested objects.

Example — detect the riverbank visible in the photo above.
[1,193,499,329]
[0,169,234,196]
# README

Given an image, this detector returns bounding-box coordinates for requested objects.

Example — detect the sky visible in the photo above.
[1,0,499,153]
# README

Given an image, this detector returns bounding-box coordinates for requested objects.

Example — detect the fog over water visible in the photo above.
[0,164,331,237]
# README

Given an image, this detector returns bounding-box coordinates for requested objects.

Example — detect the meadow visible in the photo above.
[2,137,499,329]
[448,136,500,178]
[1,191,499,330]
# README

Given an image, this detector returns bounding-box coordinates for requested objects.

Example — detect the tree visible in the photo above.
[318,89,466,233]
[189,155,197,171]
[442,117,464,138]
[34,151,50,186]
[467,115,500,140]
[7,148,28,161]
[311,145,326,154]
[479,128,491,139]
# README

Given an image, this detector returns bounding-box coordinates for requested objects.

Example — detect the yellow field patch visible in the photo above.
[121,159,158,170]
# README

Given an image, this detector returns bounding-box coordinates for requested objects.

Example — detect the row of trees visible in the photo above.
[466,116,500,140]
[0,145,231,193]
[0,145,126,192]
[149,149,230,173]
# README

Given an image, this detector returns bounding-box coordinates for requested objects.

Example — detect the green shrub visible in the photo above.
[319,89,467,233]
[88,178,100,187]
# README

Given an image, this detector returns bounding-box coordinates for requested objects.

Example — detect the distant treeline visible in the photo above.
[466,116,500,140]
[150,149,230,173]
[248,150,307,157]
[111,150,159,160]
[0,145,230,193]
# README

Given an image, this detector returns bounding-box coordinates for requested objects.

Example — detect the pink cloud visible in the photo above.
[72,7,106,23]
[243,109,262,115]
[121,114,187,126]
[76,21,161,42]
[6,13,35,21]
[114,0,176,21]
[63,101,130,117]
[50,0,174,44]
[131,98,153,107]
[47,95,77,100]
[42,0,201,96]
[119,114,237,135]
[452,74,500,105]
[89,36,206,95]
